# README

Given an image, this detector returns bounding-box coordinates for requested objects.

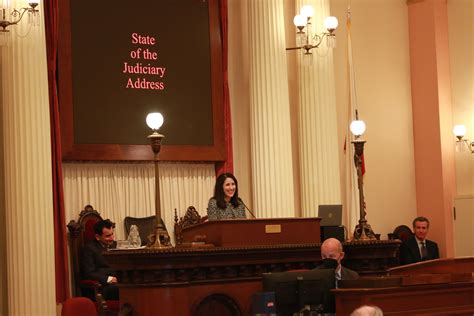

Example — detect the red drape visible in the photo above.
[215,0,233,176]
[44,0,70,302]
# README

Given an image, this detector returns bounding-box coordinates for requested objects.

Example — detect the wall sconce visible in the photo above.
[0,0,40,44]
[146,112,172,248]
[286,5,338,57]
[350,118,377,241]
[453,125,474,153]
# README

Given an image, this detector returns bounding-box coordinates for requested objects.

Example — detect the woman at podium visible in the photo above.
[207,173,246,220]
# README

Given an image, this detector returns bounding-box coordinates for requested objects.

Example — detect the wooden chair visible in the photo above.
[67,205,119,316]
[124,215,157,246]
[173,206,207,246]
[392,225,414,242]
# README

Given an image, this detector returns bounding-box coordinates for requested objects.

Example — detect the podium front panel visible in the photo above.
[181,217,321,247]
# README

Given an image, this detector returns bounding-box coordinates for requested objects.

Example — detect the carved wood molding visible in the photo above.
[105,240,402,285]
[116,261,318,285]
[174,206,206,245]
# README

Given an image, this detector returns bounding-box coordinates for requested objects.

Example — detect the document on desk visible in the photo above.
[109,245,146,251]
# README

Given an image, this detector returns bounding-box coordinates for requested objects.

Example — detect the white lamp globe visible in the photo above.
[324,16,338,30]
[293,14,307,27]
[350,120,366,137]
[453,124,466,138]
[300,5,315,18]
[146,112,164,130]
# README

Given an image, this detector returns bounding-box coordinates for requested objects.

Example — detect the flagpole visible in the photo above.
[344,6,358,239]
[346,7,376,241]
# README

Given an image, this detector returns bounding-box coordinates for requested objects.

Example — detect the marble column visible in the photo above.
[295,0,342,216]
[248,0,296,217]
[1,2,56,314]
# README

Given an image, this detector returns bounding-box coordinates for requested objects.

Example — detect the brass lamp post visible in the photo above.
[146,112,171,248]
[350,119,376,241]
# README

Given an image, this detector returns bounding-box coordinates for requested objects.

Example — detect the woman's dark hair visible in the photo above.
[213,173,239,209]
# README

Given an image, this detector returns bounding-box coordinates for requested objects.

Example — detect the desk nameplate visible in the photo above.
[265,225,281,233]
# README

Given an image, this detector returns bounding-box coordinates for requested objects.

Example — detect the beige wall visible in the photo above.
[448,0,474,197]
[229,0,417,239]
[331,0,417,237]
[448,0,474,256]
[229,0,472,241]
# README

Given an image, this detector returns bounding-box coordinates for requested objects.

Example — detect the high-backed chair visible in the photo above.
[392,225,414,242]
[174,206,207,246]
[124,215,157,246]
[67,205,119,316]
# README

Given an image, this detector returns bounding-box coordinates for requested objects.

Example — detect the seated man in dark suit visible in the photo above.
[319,238,359,282]
[399,216,440,265]
[81,219,119,300]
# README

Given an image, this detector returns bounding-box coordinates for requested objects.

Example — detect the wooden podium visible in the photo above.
[179,217,321,247]
[334,257,474,315]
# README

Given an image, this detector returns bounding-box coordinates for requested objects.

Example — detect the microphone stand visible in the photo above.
[238,198,256,219]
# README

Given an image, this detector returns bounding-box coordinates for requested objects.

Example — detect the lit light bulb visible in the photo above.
[453,124,466,138]
[146,112,164,131]
[324,16,338,31]
[350,120,366,137]
[293,14,306,27]
[300,5,315,18]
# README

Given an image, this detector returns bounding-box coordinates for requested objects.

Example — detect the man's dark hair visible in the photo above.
[94,219,114,236]
[412,216,430,228]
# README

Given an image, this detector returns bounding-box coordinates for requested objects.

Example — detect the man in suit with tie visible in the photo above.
[399,216,440,265]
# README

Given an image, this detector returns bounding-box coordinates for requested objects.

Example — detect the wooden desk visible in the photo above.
[335,280,474,315]
[105,240,400,315]
[387,256,474,276]
[334,257,474,315]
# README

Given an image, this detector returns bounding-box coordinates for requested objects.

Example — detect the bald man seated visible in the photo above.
[351,305,384,316]
[319,238,359,282]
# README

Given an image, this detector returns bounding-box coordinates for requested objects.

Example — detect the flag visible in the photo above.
[344,7,363,237]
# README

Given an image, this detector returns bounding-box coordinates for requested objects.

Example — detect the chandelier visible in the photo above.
[0,0,40,44]
[286,5,338,55]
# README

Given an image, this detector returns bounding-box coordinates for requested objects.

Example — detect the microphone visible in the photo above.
[238,197,256,219]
